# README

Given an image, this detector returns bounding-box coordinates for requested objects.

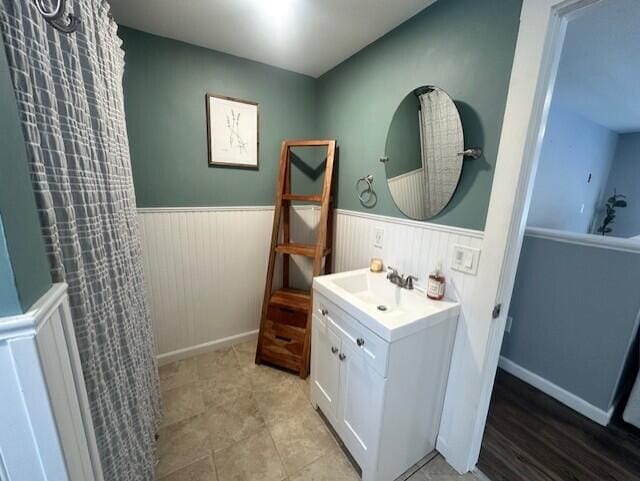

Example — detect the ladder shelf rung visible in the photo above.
[275,243,331,258]
[282,194,323,202]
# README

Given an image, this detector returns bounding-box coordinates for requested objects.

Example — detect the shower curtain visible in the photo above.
[0,2,161,480]
[418,89,463,218]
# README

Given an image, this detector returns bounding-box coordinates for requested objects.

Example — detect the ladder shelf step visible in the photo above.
[275,242,331,258]
[282,194,323,202]
[269,288,311,313]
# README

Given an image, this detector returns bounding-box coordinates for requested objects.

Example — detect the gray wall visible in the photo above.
[528,102,619,234]
[603,132,640,238]
[502,235,640,411]
[0,34,51,315]
[316,0,522,230]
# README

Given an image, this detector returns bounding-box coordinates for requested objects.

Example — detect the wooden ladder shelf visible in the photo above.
[255,139,337,378]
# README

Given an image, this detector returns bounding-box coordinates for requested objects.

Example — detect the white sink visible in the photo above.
[313,268,460,342]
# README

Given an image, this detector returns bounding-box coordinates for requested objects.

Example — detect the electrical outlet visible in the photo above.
[505,316,513,333]
[374,227,384,248]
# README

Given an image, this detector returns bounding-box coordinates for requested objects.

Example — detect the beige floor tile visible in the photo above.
[200,368,252,408]
[246,363,300,391]
[233,341,257,369]
[270,409,337,475]
[406,470,430,481]
[161,383,205,427]
[201,396,266,452]
[196,348,240,379]
[156,415,211,478]
[288,451,359,481]
[158,455,218,481]
[254,380,313,426]
[214,430,286,481]
[234,340,257,354]
[419,456,477,480]
[159,358,199,392]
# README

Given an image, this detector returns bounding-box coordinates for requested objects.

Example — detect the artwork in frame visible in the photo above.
[206,93,259,169]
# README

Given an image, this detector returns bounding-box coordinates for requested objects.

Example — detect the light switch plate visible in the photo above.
[374,227,384,248]
[451,244,480,275]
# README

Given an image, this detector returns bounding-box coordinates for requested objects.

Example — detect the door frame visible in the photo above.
[441,0,603,472]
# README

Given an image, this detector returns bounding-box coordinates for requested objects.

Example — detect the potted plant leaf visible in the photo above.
[597,189,627,236]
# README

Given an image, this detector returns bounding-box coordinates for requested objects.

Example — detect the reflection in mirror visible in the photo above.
[384,86,463,220]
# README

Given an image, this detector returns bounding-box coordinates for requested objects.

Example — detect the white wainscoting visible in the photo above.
[387,169,426,220]
[0,284,102,481]
[137,206,484,366]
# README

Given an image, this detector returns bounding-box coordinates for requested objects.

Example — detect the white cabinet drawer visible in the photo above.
[314,293,389,377]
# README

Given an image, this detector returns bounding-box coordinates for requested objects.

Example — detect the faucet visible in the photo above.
[386,267,418,290]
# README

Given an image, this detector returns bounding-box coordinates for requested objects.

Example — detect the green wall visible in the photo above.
[121,0,521,230]
[120,27,320,207]
[317,0,522,230]
[384,93,422,179]
[0,34,52,315]
[0,217,22,316]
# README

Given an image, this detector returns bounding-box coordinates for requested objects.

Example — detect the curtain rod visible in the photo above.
[33,0,80,33]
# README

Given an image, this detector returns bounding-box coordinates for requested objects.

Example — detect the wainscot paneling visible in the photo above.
[387,169,426,220]
[138,207,484,369]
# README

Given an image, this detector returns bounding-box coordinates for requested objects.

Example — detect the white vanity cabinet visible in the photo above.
[310,290,458,481]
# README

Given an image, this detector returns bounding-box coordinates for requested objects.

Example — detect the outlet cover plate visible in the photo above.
[374,227,384,248]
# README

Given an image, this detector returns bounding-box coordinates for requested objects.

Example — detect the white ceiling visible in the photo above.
[553,0,640,133]
[108,0,437,78]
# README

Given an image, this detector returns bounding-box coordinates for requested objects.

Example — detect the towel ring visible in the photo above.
[356,174,375,203]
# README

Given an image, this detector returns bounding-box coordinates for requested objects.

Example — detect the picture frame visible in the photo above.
[206,93,259,169]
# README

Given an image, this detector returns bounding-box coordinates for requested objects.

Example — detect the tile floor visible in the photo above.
[155,339,482,481]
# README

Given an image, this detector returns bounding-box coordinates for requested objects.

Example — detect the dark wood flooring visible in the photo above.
[478,369,640,481]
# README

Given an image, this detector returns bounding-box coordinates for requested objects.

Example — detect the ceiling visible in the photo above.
[108,0,437,78]
[553,0,640,133]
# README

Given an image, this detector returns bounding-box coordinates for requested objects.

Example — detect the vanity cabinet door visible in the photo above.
[311,315,341,424]
[336,340,385,468]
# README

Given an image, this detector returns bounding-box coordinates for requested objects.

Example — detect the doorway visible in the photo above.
[478,0,640,478]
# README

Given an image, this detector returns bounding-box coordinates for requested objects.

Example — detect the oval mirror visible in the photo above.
[384,86,464,220]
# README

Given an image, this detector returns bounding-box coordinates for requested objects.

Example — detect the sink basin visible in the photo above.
[313,268,460,342]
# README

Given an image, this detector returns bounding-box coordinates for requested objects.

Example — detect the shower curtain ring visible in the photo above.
[33,0,80,33]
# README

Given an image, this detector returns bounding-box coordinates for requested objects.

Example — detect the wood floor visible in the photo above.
[478,369,640,481]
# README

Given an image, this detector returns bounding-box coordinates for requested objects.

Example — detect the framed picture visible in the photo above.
[206,93,259,169]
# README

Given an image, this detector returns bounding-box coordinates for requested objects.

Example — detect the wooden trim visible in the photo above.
[205,93,260,170]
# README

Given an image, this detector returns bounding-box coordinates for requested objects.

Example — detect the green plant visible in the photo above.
[597,190,627,236]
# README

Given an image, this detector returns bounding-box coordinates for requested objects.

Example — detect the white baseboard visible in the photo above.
[498,356,613,426]
[157,330,259,366]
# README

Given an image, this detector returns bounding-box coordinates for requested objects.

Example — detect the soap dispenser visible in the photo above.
[427,262,446,300]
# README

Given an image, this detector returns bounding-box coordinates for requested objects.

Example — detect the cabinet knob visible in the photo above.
[339,353,346,361]
[331,346,339,354]
[356,338,365,347]
[321,309,328,316]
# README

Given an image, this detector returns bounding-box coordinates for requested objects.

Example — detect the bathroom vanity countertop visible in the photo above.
[313,268,460,342]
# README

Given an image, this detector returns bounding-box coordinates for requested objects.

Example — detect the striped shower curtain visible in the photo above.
[0,1,161,480]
